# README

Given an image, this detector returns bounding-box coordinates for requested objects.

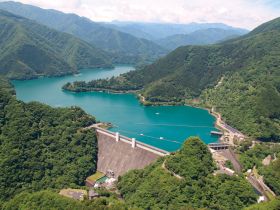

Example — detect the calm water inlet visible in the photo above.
[12,65,220,151]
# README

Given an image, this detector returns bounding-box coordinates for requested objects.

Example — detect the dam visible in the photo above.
[91,126,169,178]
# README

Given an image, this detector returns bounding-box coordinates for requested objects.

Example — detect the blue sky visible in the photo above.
[1,0,279,29]
[266,0,280,8]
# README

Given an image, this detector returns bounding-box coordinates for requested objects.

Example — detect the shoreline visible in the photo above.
[63,88,138,94]
[62,88,245,140]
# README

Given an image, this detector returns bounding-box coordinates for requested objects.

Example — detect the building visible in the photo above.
[224,167,236,175]
[89,190,99,200]
[106,170,115,178]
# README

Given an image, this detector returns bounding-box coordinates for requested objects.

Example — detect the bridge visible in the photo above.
[208,142,230,150]
[86,125,169,178]
[211,131,223,136]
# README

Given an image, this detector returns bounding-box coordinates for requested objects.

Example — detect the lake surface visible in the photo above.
[12,65,220,151]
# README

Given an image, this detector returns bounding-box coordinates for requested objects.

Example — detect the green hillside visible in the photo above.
[234,142,280,197]
[0,75,16,95]
[0,9,122,80]
[243,197,280,210]
[218,17,280,45]
[0,1,169,61]
[2,190,132,210]
[63,18,280,142]
[155,33,207,50]
[117,137,257,209]
[215,34,241,44]
[0,86,97,202]
[155,28,246,50]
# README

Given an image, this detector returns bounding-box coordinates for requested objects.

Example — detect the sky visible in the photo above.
[2,0,280,30]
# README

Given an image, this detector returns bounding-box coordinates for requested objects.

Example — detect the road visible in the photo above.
[211,108,245,146]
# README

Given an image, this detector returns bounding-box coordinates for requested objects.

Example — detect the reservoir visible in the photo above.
[12,65,220,151]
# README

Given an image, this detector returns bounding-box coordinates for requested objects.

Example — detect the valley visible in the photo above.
[0,2,280,209]
[64,17,280,143]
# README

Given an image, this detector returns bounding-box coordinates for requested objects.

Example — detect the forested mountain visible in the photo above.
[218,17,280,45]
[0,76,16,95]
[0,86,97,203]
[117,137,257,209]
[215,34,241,44]
[0,9,144,80]
[0,1,169,61]
[63,17,280,142]
[154,28,246,50]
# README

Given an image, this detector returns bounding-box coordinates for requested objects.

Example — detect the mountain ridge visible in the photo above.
[103,20,249,40]
[0,1,170,61]
[0,9,144,80]
[154,28,246,50]
[0,9,114,80]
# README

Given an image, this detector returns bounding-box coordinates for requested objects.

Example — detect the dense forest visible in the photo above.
[0,86,98,204]
[0,1,170,62]
[243,196,280,210]
[232,141,280,197]
[264,157,280,196]
[117,137,257,210]
[63,17,280,142]
[2,190,137,210]
[0,75,16,95]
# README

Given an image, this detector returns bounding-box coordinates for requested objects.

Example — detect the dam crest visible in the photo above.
[91,125,169,178]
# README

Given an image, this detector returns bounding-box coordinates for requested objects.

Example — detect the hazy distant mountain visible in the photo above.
[215,34,241,44]
[154,28,246,50]
[99,22,155,40]
[154,33,206,50]
[103,20,249,40]
[0,1,170,61]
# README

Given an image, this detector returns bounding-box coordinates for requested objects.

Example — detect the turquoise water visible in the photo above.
[96,176,108,183]
[252,186,262,196]
[12,64,220,152]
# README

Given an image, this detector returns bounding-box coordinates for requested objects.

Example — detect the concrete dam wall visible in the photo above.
[95,127,169,178]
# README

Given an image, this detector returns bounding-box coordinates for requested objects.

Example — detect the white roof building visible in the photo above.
[224,167,235,174]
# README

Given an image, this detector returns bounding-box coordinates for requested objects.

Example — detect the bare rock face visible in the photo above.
[262,155,271,166]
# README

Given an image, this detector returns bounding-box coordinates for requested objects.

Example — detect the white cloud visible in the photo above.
[1,0,279,29]
[13,0,82,9]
